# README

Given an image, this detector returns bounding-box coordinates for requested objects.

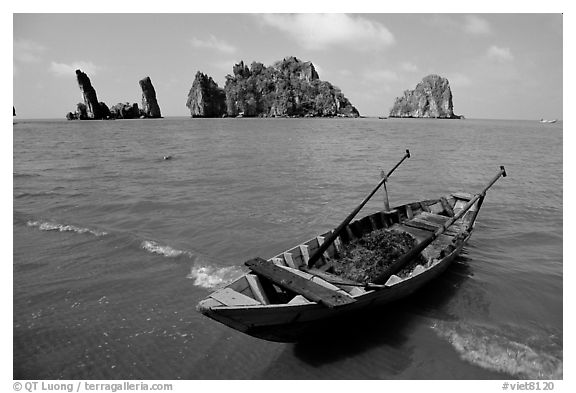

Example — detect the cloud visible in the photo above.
[258,14,394,51]
[400,62,419,72]
[487,45,514,62]
[190,35,237,54]
[426,15,492,37]
[463,15,492,35]
[14,39,46,63]
[49,61,102,77]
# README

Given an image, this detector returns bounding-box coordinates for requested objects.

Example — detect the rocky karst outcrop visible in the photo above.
[186,72,227,117]
[66,103,87,120]
[66,101,110,120]
[186,56,359,118]
[75,70,107,119]
[139,76,162,118]
[389,74,462,119]
[66,70,163,120]
[222,57,359,118]
[109,103,141,119]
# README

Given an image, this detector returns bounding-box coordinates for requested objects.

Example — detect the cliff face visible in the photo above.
[76,69,104,119]
[389,75,460,119]
[221,56,359,118]
[186,72,227,117]
[139,76,162,118]
[273,56,319,83]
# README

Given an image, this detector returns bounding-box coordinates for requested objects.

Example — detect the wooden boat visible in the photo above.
[540,118,557,123]
[197,153,506,342]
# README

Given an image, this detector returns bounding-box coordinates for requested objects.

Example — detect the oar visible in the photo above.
[371,166,507,285]
[305,149,411,268]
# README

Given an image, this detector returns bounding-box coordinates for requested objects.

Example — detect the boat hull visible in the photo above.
[197,192,481,342]
[200,235,469,342]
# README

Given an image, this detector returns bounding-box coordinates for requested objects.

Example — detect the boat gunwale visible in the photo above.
[198,193,478,313]
[201,230,472,312]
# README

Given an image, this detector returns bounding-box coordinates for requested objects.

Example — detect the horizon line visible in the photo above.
[13,115,562,122]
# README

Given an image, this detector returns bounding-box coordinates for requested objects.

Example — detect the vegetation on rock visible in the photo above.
[222,56,359,118]
[109,102,141,119]
[389,74,462,119]
[186,72,227,117]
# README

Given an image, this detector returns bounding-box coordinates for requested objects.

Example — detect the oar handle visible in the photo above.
[372,165,507,285]
[306,149,411,268]
[382,149,410,181]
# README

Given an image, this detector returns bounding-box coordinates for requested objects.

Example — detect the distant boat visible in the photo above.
[540,118,557,124]
[378,116,388,119]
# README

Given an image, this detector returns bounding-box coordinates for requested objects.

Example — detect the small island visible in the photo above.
[186,56,360,118]
[66,70,162,120]
[389,74,463,119]
[186,72,227,118]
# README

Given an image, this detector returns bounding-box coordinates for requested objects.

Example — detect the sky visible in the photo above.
[3,4,573,390]
[12,11,563,120]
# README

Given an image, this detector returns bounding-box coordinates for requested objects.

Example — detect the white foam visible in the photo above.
[27,220,107,237]
[187,265,244,289]
[432,320,563,379]
[140,240,185,257]
[139,240,244,288]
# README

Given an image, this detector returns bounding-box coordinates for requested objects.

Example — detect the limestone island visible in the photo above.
[389,74,463,119]
[66,70,162,120]
[186,56,360,118]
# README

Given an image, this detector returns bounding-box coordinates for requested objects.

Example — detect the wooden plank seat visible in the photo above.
[405,218,460,237]
[404,218,440,232]
[393,224,436,243]
[245,257,356,308]
[408,212,465,235]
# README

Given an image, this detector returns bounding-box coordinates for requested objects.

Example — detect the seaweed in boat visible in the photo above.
[331,229,426,283]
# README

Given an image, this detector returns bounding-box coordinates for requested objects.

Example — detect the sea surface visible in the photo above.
[13,117,562,380]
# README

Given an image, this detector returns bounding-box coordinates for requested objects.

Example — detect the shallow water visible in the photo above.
[13,117,562,379]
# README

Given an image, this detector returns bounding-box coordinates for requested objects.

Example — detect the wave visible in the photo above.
[26,220,108,237]
[13,172,40,179]
[16,191,55,199]
[187,265,244,289]
[16,191,88,199]
[140,240,186,258]
[140,239,244,288]
[431,320,562,379]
